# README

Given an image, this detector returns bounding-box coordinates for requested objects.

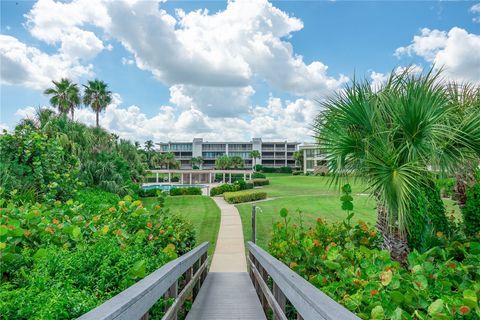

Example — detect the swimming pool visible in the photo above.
[142,184,207,191]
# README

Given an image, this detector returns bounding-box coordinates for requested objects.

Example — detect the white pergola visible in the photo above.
[149,169,254,184]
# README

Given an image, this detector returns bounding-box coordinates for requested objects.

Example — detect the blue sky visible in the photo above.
[1,0,479,142]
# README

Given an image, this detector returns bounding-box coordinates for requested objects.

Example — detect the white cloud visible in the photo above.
[0,35,93,90]
[169,84,255,117]
[15,93,319,142]
[23,0,347,98]
[395,27,480,83]
[470,3,480,23]
[25,0,108,60]
[121,57,134,65]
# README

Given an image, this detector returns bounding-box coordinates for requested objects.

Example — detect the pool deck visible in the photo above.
[142,182,221,196]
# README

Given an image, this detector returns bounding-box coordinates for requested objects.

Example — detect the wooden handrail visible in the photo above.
[79,242,209,320]
[247,242,360,320]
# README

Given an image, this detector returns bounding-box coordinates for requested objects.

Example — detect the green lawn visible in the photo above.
[143,196,220,255]
[237,194,377,249]
[254,174,369,197]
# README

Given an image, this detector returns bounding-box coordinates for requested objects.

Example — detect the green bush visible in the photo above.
[169,187,202,196]
[408,182,450,251]
[223,190,267,204]
[261,166,292,174]
[462,183,480,238]
[269,209,480,320]
[210,184,239,196]
[234,180,253,191]
[436,178,455,198]
[0,194,196,318]
[138,188,160,198]
[254,164,263,172]
[249,178,270,186]
[292,171,303,176]
[252,172,266,179]
[74,188,120,215]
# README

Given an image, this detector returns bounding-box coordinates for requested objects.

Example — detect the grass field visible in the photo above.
[143,195,221,255]
[236,174,461,249]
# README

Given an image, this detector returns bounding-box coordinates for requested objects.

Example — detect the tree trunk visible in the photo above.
[96,112,99,128]
[71,108,74,121]
[376,204,410,264]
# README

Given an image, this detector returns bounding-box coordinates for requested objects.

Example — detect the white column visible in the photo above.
[189,173,192,184]
[229,173,232,183]
[156,172,158,183]
[168,172,171,183]
[223,173,225,183]
[303,149,307,174]
[209,172,212,184]
[243,173,246,180]
[181,173,184,184]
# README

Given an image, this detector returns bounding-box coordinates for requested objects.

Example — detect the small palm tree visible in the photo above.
[250,150,261,170]
[215,155,231,170]
[190,156,204,169]
[144,140,155,168]
[293,151,303,170]
[83,79,112,127]
[44,78,80,120]
[315,68,480,261]
[230,156,244,169]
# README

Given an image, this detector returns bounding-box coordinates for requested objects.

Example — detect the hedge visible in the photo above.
[223,190,267,204]
[170,187,202,196]
[138,188,160,197]
[252,172,266,179]
[210,183,239,196]
[248,178,270,186]
[261,166,292,173]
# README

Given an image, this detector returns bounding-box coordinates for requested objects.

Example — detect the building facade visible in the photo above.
[299,143,327,174]
[157,138,299,169]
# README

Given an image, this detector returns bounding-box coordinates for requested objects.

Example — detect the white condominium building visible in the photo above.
[157,138,299,169]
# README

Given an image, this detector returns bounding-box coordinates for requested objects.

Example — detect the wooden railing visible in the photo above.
[247,242,360,320]
[79,242,209,320]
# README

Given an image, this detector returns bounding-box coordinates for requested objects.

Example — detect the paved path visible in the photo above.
[209,197,247,272]
[187,197,266,319]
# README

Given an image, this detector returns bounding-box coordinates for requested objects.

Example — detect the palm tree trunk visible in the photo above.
[96,112,99,128]
[376,204,410,264]
[71,108,74,121]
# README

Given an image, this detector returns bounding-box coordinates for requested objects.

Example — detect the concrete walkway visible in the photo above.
[187,197,266,319]
[209,197,247,272]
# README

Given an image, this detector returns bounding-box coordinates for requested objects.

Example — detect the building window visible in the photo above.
[306,160,315,170]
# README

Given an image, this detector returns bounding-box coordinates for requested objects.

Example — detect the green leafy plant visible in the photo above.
[223,190,267,204]
[169,187,202,196]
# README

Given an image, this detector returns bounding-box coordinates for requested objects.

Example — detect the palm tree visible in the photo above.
[293,150,303,170]
[230,156,244,169]
[315,68,480,262]
[143,140,155,168]
[215,155,231,170]
[190,156,204,169]
[83,79,112,128]
[44,78,80,120]
[250,150,261,170]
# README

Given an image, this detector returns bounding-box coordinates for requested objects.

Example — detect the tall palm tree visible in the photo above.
[83,79,112,128]
[249,150,261,170]
[293,150,303,170]
[190,156,204,169]
[144,140,155,169]
[215,155,231,170]
[315,68,480,261]
[230,155,244,169]
[44,78,80,120]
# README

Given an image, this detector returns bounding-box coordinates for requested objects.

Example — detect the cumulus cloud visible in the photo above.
[14,94,319,142]
[395,27,480,83]
[0,35,93,89]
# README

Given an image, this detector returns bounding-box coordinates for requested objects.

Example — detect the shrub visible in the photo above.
[292,171,303,176]
[74,188,120,215]
[0,194,196,318]
[462,183,480,238]
[223,190,267,204]
[169,187,202,196]
[261,166,292,174]
[210,184,239,196]
[250,178,269,186]
[436,178,455,198]
[254,164,263,172]
[252,172,266,179]
[138,188,160,198]
[234,180,253,191]
[269,209,480,320]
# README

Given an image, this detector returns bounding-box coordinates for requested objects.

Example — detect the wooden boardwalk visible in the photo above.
[186,272,266,320]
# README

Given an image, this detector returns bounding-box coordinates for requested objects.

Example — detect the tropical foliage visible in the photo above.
[44,78,80,120]
[83,79,112,128]
[269,208,480,320]
[223,190,267,203]
[315,68,480,260]
[215,155,245,169]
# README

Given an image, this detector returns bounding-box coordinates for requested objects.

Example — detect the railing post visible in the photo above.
[252,205,256,243]
[273,282,286,320]
[164,280,178,320]
[258,264,269,313]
